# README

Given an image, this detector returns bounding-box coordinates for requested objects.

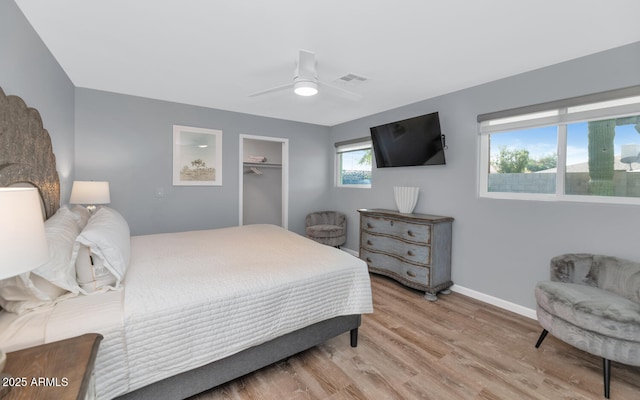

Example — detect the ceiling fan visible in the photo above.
[249,50,362,101]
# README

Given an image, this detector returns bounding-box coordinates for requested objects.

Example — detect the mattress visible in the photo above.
[0,224,373,399]
[123,224,373,392]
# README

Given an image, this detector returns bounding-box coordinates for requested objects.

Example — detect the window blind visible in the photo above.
[478,85,640,134]
[335,137,371,153]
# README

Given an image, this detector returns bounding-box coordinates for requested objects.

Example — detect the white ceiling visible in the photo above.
[15,0,640,126]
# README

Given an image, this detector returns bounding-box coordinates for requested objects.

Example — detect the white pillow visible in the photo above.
[0,207,80,314]
[0,273,66,314]
[69,205,91,230]
[75,244,117,292]
[74,206,130,290]
[32,207,82,294]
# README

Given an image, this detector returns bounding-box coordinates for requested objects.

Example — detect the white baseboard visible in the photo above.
[451,284,537,320]
[341,247,538,320]
[341,247,537,320]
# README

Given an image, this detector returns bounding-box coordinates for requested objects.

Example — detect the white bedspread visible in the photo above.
[124,224,373,392]
[0,224,373,399]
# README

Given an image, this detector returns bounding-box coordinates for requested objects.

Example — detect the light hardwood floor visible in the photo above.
[191,274,640,399]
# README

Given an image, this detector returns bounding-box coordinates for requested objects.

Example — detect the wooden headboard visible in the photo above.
[0,86,60,218]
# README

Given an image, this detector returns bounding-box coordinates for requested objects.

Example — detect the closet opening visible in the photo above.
[238,134,289,229]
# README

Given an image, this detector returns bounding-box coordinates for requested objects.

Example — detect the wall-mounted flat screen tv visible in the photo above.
[369,112,445,168]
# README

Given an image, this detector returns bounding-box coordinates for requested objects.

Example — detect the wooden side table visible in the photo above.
[2,333,102,400]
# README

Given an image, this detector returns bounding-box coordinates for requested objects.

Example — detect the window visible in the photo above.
[479,86,640,204]
[335,138,372,188]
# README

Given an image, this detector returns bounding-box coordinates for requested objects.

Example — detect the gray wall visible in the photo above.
[243,167,283,226]
[74,88,331,236]
[0,0,75,200]
[329,41,640,309]
[242,138,283,164]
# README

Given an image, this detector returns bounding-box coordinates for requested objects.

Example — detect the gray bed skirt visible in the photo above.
[116,314,361,400]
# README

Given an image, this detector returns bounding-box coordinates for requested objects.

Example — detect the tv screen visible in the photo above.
[369,112,445,168]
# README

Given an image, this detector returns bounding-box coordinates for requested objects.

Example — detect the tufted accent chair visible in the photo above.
[305,211,346,248]
[534,253,640,398]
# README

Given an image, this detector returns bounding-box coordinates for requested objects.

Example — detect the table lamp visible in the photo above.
[0,187,49,398]
[69,181,110,213]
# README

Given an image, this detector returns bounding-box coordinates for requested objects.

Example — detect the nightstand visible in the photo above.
[2,333,102,400]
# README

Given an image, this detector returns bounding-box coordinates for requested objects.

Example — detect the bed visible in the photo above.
[0,87,373,399]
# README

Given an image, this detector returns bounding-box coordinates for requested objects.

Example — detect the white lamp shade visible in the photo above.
[294,80,318,96]
[0,187,49,280]
[69,181,111,205]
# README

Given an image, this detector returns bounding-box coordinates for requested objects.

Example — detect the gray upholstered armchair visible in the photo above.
[534,254,640,398]
[305,211,346,248]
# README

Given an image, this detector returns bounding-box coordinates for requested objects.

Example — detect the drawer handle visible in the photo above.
[367,223,373,229]
[367,240,372,245]
[406,270,417,277]
[407,250,414,256]
[366,257,372,263]
[390,221,394,226]
[407,230,414,237]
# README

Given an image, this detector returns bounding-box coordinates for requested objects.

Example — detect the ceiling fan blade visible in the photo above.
[296,50,317,81]
[248,82,294,97]
[318,81,362,101]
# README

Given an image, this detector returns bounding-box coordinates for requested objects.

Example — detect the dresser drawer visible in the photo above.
[360,248,430,288]
[361,216,431,244]
[361,231,430,265]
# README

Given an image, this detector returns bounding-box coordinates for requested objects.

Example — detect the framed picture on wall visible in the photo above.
[173,125,223,186]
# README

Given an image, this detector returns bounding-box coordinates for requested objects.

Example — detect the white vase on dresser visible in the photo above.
[393,186,419,214]
[358,208,453,301]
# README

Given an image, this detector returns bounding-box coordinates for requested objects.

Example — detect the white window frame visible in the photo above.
[478,86,640,205]
[335,138,372,189]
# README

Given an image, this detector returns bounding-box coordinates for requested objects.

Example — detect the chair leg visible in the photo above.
[534,330,611,397]
[535,329,549,348]
[533,330,612,397]
[603,358,611,399]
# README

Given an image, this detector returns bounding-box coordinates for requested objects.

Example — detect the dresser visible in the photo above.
[358,208,453,301]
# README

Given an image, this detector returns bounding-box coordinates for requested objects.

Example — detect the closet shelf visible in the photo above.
[243,162,282,167]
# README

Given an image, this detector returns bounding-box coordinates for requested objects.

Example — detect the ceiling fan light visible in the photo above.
[294,81,318,96]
